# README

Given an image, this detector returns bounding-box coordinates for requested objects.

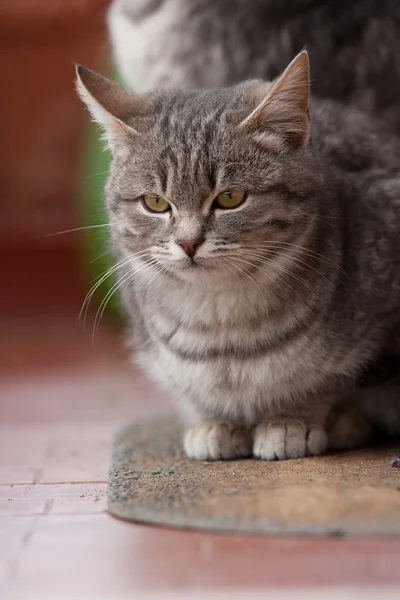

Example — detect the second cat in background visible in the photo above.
[109,0,400,134]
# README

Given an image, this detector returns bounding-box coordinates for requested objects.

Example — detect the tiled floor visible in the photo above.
[1,321,400,597]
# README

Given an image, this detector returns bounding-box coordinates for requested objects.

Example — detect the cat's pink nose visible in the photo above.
[176,238,204,258]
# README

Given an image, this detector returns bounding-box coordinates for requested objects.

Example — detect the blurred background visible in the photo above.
[0,0,121,372]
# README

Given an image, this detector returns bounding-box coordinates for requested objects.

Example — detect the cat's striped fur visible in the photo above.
[76,52,400,460]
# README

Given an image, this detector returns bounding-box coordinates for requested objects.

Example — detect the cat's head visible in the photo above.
[77,51,324,285]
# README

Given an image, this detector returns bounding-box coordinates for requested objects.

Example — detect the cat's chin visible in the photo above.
[166,260,230,285]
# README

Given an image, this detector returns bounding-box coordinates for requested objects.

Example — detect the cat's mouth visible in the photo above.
[178,257,211,270]
[164,256,222,278]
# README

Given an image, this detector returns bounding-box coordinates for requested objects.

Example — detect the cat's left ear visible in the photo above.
[239,51,311,149]
[76,65,140,152]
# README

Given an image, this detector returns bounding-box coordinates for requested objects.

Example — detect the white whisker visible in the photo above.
[248,240,348,278]
[90,250,113,263]
[84,170,110,179]
[223,256,271,307]
[230,253,310,308]
[92,258,159,341]
[242,248,335,289]
[139,260,166,299]
[78,250,150,328]
[47,224,111,237]
[89,249,149,285]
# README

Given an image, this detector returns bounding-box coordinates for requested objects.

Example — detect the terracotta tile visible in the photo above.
[11,515,197,592]
[0,365,170,426]
[0,424,106,483]
[0,483,107,516]
[0,516,39,589]
[0,423,115,483]
[0,364,172,484]
[1,514,400,594]
[2,591,400,600]
[49,486,107,515]
[0,516,38,559]
[0,426,51,466]
[0,467,35,485]
[39,466,105,484]
[0,497,46,517]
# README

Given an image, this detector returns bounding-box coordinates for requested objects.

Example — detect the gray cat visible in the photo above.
[108,0,400,133]
[76,52,400,460]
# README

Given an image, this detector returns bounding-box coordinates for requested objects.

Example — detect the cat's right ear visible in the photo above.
[239,51,311,150]
[75,65,140,152]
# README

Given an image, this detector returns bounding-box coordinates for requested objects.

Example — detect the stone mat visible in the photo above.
[108,416,400,536]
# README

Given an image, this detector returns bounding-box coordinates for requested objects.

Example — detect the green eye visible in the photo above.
[142,194,170,213]
[215,190,247,209]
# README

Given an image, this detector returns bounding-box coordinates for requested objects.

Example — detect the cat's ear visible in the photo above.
[75,65,140,152]
[240,51,311,149]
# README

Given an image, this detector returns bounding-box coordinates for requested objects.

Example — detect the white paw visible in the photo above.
[183,422,252,461]
[327,405,372,449]
[253,420,327,460]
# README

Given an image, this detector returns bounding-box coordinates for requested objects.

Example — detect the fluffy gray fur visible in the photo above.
[109,0,400,133]
[76,52,400,460]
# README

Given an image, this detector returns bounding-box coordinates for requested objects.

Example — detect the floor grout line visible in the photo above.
[0,481,108,487]
[1,511,108,519]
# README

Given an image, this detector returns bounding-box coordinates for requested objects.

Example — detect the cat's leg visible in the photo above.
[253,419,327,460]
[184,421,252,460]
[326,402,372,450]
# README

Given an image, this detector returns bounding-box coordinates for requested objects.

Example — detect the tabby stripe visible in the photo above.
[156,309,320,361]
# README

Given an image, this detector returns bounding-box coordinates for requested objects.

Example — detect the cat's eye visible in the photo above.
[142,194,171,213]
[214,190,247,209]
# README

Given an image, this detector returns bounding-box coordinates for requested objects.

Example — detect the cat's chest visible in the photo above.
[142,282,272,353]
[139,333,315,425]
[135,284,320,421]
[155,283,257,328]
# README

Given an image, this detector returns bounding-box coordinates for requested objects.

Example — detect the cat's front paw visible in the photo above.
[253,420,327,460]
[184,422,252,461]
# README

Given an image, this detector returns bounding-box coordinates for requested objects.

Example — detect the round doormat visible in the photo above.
[108,416,400,536]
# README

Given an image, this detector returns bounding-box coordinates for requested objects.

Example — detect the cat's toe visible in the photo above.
[253,420,327,460]
[183,422,252,460]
